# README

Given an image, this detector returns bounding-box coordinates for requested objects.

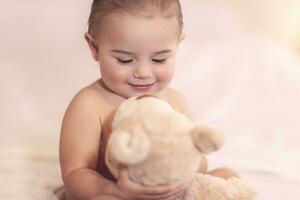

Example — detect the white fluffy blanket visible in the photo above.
[0,135,62,200]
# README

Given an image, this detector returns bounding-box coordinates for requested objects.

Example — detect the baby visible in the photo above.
[59,1,238,200]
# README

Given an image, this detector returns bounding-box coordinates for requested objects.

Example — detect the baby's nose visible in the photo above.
[133,66,152,79]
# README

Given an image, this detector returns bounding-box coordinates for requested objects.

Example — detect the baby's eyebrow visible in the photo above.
[153,49,172,55]
[111,49,133,55]
[110,49,172,55]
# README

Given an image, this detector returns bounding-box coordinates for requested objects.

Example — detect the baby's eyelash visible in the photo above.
[116,58,167,64]
[117,58,134,64]
[152,58,167,64]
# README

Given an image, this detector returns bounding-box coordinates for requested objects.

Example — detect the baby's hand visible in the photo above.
[112,166,186,200]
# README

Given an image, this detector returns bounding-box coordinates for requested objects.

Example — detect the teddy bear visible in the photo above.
[105,95,256,200]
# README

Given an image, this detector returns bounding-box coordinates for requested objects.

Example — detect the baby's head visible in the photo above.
[85,0,185,98]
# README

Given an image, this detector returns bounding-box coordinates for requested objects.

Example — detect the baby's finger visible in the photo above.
[118,166,129,180]
[162,188,184,199]
[137,185,184,199]
[138,184,181,196]
[137,191,183,200]
[161,189,186,200]
[155,185,186,200]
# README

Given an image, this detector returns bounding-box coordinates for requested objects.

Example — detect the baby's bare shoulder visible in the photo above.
[164,87,184,98]
[163,87,192,118]
[163,87,186,107]
[67,83,106,114]
[62,82,105,135]
[73,83,104,104]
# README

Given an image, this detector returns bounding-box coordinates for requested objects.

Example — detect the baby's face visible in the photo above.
[86,11,183,98]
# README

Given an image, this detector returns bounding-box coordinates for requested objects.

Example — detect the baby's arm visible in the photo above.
[59,89,115,200]
[60,89,185,200]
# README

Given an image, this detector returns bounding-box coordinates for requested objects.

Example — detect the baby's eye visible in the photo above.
[117,58,134,64]
[152,58,167,64]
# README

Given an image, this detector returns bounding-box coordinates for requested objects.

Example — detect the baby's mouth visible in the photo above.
[128,82,156,91]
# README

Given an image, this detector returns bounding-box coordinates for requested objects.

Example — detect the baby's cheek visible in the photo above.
[155,65,174,82]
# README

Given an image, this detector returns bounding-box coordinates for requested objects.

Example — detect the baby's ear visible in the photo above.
[84,32,99,62]
[179,32,186,43]
[191,125,224,154]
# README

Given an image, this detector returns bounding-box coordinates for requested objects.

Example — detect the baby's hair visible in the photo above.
[87,0,183,36]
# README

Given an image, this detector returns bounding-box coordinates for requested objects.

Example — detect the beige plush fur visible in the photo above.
[105,96,256,200]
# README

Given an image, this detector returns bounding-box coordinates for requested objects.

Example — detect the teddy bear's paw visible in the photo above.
[184,174,237,200]
[227,177,257,200]
[184,174,256,200]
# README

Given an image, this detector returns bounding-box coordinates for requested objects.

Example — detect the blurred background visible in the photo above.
[0,0,300,199]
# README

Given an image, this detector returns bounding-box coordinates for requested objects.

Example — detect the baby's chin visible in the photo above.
[124,84,166,98]
[119,90,159,99]
[122,91,157,99]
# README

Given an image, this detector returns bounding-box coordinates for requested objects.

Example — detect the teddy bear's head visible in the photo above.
[105,95,224,186]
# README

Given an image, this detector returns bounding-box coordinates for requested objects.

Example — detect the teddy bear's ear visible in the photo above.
[107,128,150,165]
[191,125,224,154]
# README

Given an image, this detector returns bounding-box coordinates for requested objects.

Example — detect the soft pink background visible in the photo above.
[1,1,300,199]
